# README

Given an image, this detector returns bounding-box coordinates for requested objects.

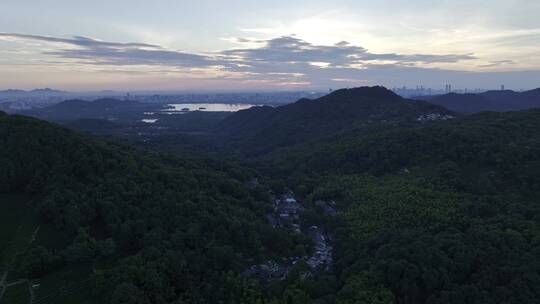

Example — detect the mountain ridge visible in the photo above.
[0,88,69,96]
[417,88,540,113]
[216,86,454,155]
[0,111,306,303]
[20,98,154,122]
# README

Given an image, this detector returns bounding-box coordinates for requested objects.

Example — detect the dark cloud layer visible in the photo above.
[0,33,159,48]
[477,60,516,68]
[4,32,536,88]
[222,36,476,66]
[0,33,217,68]
[0,33,476,68]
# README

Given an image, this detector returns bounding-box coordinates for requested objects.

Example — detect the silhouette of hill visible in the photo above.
[254,108,540,303]
[418,88,540,113]
[0,88,68,97]
[4,90,540,303]
[21,98,155,122]
[0,111,304,303]
[64,118,123,134]
[217,86,453,155]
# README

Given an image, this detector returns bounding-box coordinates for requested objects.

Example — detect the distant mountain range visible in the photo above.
[20,98,155,122]
[417,88,540,113]
[0,88,69,97]
[216,86,453,155]
[0,111,297,303]
[4,84,540,303]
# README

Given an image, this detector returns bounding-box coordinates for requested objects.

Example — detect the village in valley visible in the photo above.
[244,191,336,283]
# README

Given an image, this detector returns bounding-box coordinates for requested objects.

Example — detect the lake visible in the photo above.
[162,103,256,114]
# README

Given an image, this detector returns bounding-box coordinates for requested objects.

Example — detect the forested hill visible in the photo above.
[216,86,453,155]
[254,108,540,303]
[20,98,155,122]
[261,109,540,179]
[417,88,540,113]
[0,111,307,303]
[4,97,540,303]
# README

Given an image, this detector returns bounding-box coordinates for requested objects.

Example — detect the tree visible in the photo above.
[111,283,145,304]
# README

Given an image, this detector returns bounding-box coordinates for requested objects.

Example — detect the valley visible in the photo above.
[3,1,540,302]
[2,86,540,303]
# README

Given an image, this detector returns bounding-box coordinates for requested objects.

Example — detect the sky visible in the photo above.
[1,0,539,91]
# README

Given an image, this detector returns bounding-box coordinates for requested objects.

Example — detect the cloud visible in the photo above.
[477,60,516,68]
[3,32,539,89]
[45,48,217,67]
[360,53,477,64]
[0,32,218,68]
[222,36,476,67]
[1,33,476,69]
[214,36,478,86]
[0,33,160,48]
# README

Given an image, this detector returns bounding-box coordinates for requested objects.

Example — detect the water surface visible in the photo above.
[162,103,256,114]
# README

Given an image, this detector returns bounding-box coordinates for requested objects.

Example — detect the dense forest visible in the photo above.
[416,88,540,113]
[255,109,540,303]
[215,87,453,155]
[3,86,540,303]
[0,112,312,303]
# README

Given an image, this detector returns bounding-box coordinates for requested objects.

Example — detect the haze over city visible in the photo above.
[1,0,539,91]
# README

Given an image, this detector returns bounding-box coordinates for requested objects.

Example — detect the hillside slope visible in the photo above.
[0,111,306,303]
[255,109,540,303]
[216,86,453,155]
[261,109,540,178]
[419,88,540,113]
[20,98,156,122]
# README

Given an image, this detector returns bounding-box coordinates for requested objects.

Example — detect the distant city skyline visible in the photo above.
[1,0,539,91]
